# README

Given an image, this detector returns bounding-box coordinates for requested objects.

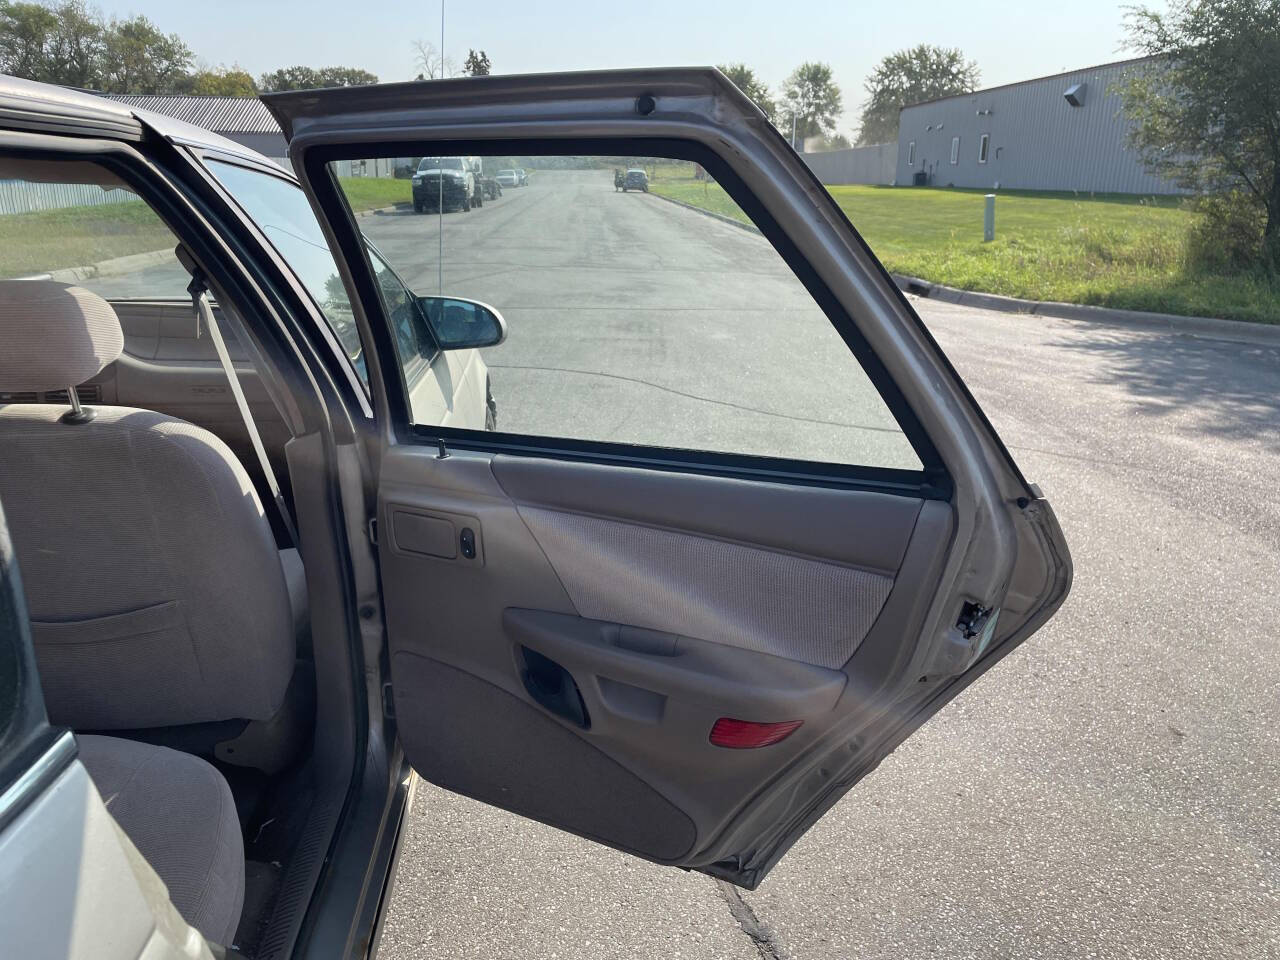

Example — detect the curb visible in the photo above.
[892,275,1280,346]
[356,203,411,217]
[48,247,174,284]
[648,190,761,235]
[652,189,1279,346]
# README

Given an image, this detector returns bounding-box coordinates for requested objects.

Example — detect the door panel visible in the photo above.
[378,446,956,875]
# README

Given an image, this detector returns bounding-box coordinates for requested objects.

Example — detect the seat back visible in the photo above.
[0,280,294,729]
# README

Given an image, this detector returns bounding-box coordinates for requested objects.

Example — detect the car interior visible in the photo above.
[0,157,325,955]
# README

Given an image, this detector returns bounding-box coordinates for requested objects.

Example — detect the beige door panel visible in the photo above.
[378,446,950,870]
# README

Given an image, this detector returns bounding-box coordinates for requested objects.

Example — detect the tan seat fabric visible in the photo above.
[0,279,294,729]
[79,735,245,948]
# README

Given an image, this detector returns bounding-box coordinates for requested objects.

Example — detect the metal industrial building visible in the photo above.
[895,57,1177,194]
[95,93,404,177]
[98,94,288,164]
[801,142,898,186]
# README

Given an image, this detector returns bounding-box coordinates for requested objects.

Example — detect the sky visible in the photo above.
[92,0,1149,134]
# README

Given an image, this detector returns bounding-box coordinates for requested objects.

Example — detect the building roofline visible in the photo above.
[898,54,1163,112]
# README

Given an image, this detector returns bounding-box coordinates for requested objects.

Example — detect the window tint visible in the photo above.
[206,160,367,387]
[0,159,188,298]
[331,155,922,472]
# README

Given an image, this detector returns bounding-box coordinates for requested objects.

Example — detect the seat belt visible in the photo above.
[186,267,299,547]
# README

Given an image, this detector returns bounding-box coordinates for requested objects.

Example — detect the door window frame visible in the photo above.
[303,136,952,499]
[302,138,952,499]
[978,134,990,164]
[950,136,960,165]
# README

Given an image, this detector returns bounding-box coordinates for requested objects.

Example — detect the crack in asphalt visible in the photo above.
[715,880,784,960]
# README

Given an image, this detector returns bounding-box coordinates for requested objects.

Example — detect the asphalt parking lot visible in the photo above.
[362,171,1280,959]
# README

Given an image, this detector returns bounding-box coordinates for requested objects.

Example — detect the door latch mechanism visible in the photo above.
[932,602,999,677]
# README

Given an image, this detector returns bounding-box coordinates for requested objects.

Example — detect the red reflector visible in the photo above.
[709,717,803,749]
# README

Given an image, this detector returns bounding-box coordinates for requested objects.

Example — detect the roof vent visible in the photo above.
[1063,83,1087,107]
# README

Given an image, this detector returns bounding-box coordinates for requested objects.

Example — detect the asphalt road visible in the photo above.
[362,173,1280,960]
[360,171,918,470]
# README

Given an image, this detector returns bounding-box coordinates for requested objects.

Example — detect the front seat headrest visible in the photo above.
[0,280,123,392]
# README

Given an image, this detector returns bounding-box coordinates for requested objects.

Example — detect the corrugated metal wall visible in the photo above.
[895,59,1180,194]
[801,143,898,185]
[0,180,140,215]
[332,157,398,178]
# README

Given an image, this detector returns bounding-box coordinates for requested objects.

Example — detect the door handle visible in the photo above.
[503,608,846,717]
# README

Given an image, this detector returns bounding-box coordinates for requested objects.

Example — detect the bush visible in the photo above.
[1186,191,1268,273]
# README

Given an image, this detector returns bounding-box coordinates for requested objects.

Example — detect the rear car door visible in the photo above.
[265,69,1071,888]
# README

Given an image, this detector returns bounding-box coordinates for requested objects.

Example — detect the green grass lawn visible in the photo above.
[0,199,175,279]
[338,176,412,212]
[0,177,409,279]
[650,174,1279,324]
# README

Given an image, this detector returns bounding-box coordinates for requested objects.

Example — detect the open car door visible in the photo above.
[264,69,1071,889]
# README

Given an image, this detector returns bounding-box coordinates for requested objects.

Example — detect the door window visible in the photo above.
[330,154,923,472]
[950,137,961,165]
[978,134,990,164]
[0,158,188,298]
[205,159,368,388]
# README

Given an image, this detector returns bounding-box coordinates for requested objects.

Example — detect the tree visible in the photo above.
[187,67,257,97]
[99,15,192,94]
[856,45,979,145]
[0,1,59,81]
[813,132,852,151]
[315,66,377,87]
[412,39,453,80]
[717,63,775,122]
[463,49,491,77]
[781,62,842,147]
[43,0,101,88]
[1121,0,1280,270]
[259,66,319,92]
[259,65,377,92]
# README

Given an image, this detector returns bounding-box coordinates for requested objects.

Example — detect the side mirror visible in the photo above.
[418,296,507,350]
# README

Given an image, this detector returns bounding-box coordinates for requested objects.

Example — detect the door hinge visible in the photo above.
[367,517,378,546]
[382,681,395,718]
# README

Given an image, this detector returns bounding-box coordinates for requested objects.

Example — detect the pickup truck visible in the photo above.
[412,156,476,212]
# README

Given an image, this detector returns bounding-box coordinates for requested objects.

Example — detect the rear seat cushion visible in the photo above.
[77,734,245,948]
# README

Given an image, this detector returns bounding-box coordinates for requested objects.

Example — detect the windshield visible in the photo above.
[499,169,516,176]
[417,157,463,172]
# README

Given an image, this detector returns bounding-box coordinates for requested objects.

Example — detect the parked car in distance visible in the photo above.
[473,159,503,200]
[413,156,475,212]
[623,168,648,192]
[496,168,519,187]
